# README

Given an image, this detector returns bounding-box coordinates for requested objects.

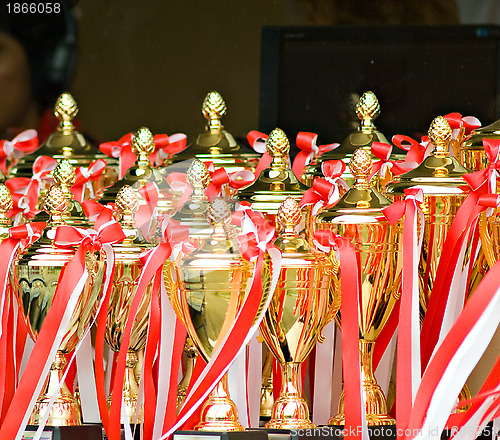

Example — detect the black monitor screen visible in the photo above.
[259,25,500,145]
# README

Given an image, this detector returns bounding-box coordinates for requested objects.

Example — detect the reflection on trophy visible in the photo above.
[10,185,105,425]
[386,116,470,322]
[171,198,272,431]
[104,185,154,422]
[259,197,339,429]
[316,148,402,425]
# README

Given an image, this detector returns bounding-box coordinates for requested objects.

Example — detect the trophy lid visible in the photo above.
[172,159,212,240]
[170,91,260,172]
[17,185,77,265]
[0,184,13,241]
[235,128,309,215]
[31,159,90,227]
[460,118,500,171]
[462,118,500,151]
[303,91,399,183]
[317,148,391,223]
[386,116,470,197]
[12,93,111,178]
[97,127,168,206]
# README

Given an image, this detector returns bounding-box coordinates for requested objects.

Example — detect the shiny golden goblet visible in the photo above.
[171,197,273,431]
[259,197,339,429]
[10,185,105,426]
[316,148,402,426]
[104,185,154,422]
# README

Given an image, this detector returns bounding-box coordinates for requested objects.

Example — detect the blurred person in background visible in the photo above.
[0,2,77,141]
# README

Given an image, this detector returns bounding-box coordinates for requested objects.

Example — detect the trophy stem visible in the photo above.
[30,350,82,426]
[195,373,244,432]
[266,362,314,429]
[329,340,395,426]
[107,350,143,423]
[176,339,198,414]
[260,350,274,419]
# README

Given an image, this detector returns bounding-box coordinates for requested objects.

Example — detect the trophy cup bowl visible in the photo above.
[171,198,273,431]
[104,185,154,422]
[316,149,402,426]
[259,197,340,429]
[10,185,105,426]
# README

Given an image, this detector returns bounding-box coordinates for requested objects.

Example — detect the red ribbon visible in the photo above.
[100,133,188,178]
[247,130,272,178]
[71,159,107,202]
[392,134,431,169]
[0,129,39,173]
[463,139,500,191]
[5,156,57,221]
[292,131,339,179]
[300,160,347,214]
[383,189,424,435]
[313,229,365,440]
[444,112,481,136]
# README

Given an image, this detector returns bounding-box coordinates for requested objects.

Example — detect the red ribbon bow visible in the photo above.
[247,130,272,179]
[54,218,126,251]
[444,112,481,137]
[392,134,431,170]
[464,139,500,191]
[0,130,39,173]
[152,133,188,166]
[292,131,339,178]
[300,160,347,214]
[72,159,107,202]
[5,156,57,221]
[204,163,254,199]
[237,208,275,262]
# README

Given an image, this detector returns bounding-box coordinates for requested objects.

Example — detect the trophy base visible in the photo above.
[328,413,396,426]
[266,427,343,440]
[23,424,103,440]
[327,425,396,440]
[174,429,268,440]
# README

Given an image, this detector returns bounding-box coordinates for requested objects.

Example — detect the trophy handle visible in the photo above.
[479,211,497,269]
[317,252,341,343]
[162,261,186,326]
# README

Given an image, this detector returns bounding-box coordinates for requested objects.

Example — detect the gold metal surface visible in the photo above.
[11,93,117,188]
[303,91,397,186]
[176,338,198,414]
[260,197,339,429]
[171,91,260,172]
[317,149,402,425]
[172,198,273,431]
[10,185,105,425]
[104,185,154,422]
[235,128,309,218]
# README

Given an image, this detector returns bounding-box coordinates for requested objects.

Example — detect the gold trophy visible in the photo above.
[12,92,117,189]
[0,183,13,237]
[97,127,175,223]
[386,115,472,408]
[259,197,339,429]
[104,185,154,421]
[10,185,105,425]
[235,128,309,417]
[386,116,470,321]
[171,198,273,431]
[171,91,260,173]
[316,148,402,425]
[303,91,397,187]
